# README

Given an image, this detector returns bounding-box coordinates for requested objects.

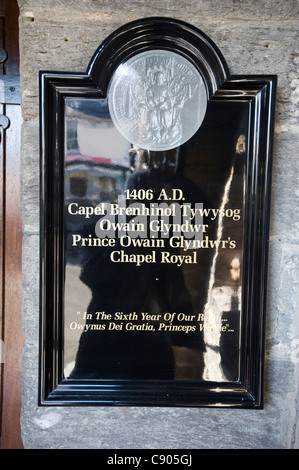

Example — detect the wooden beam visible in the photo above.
[0,0,24,449]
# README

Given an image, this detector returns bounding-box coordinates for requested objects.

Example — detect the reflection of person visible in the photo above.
[69,167,213,381]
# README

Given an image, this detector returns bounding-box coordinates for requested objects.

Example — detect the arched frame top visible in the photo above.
[87,17,230,98]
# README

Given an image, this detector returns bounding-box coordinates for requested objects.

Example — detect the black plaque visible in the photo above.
[39,17,276,407]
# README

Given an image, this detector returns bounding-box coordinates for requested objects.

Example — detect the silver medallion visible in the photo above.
[108,50,208,151]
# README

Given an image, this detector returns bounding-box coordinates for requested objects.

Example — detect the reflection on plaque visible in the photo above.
[40,18,276,407]
[63,96,244,384]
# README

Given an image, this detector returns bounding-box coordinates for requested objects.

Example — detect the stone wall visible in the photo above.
[19,0,299,448]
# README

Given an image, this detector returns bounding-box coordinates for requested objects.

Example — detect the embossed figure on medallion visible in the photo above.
[108,50,208,151]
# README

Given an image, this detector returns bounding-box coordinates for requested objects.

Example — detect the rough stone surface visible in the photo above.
[18,0,299,449]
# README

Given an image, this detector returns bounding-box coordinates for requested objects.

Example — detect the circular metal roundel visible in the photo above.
[108,50,208,151]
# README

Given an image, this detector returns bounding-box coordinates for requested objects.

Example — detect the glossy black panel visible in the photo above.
[39,18,276,406]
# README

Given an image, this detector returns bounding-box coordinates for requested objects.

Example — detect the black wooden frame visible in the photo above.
[39,17,276,407]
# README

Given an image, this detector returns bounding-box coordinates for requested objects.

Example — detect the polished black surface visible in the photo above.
[39,18,276,406]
